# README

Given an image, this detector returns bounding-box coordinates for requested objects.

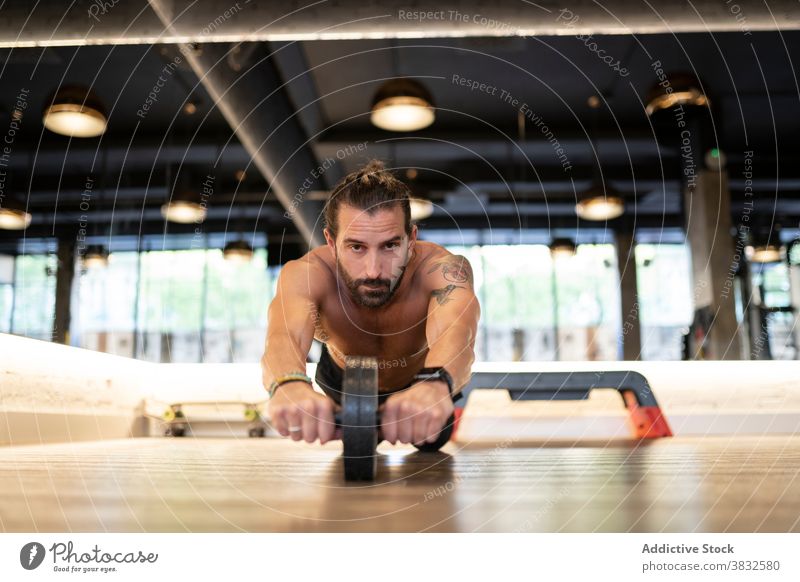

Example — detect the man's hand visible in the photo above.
[268,382,340,444]
[380,381,454,445]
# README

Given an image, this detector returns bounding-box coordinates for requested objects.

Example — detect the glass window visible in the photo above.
[71,244,275,363]
[635,243,693,360]
[136,250,206,362]
[204,248,271,362]
[7,235,700,366]
[0,254,13,333]
[752,261,797,360]
[479,244,556,361]
[446,244,620,362]
[12,254,57,340]
[74,252,138,357]
[553,244,621,361]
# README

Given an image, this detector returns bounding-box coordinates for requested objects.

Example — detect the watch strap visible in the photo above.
[413,367,462,403]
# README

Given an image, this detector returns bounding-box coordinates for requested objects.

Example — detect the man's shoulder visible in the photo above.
[415,240,450,265]
[301,246,335,272]
[278,248,334,297]
[415,242,474,290]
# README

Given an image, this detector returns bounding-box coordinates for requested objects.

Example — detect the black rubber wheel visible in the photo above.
[168,426,186,437]
[341,356,379,481]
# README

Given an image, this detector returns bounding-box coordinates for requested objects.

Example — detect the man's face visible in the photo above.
[325,203,415,308]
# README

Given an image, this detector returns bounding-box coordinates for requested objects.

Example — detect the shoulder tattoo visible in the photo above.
[431,284,464,306]
[426,254,474,288]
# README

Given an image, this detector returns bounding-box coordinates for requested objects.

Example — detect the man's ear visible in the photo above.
[408,224,418,253]
[324,227,336,255]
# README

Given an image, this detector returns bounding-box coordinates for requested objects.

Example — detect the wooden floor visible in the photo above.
[0,436,798,532]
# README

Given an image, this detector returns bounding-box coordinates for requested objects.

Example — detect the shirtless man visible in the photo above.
[262,159,480,449]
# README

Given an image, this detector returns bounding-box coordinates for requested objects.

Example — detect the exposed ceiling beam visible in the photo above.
[1,0,797,48]
[149,0,326,246]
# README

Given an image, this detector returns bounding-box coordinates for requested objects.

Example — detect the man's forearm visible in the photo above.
[261,332,311,390]
[424,323,475,396]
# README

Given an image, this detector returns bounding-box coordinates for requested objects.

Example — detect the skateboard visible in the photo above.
[148,400,270,438]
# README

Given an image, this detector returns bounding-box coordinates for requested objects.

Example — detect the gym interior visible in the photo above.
[1,1,799,538]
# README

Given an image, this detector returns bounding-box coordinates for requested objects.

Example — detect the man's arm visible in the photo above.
[380,252,480,446]
[423,253,481,397]
[262,259,337,444]
[261,259,318,389]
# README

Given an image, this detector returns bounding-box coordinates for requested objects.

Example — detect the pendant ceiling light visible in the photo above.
[409,197,434,221]
[645,73,709,116]
[83,245,110,269]
[575,184,625,221]
[746,229,783,264]
[43,86,107,138]
[576,95,625,221]
[748,243,782,263]
[161,199,206,224]
[549,237,577,260]
[371,79,435,132]
[0,196,32,230]
[161,190,207,224]
[223,239,254,263]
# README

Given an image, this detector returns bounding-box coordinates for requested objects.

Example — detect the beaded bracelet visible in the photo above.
[268,371,312,398]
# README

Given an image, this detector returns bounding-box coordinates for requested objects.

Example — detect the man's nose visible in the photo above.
[365,251,381,279]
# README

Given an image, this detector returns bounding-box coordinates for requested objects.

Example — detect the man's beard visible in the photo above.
[336,258,407,309]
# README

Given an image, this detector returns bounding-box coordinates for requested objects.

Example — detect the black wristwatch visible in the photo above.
[413,367,462,403]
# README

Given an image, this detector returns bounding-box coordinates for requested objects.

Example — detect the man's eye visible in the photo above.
[350,245,363,252]
[385,243,399,249]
